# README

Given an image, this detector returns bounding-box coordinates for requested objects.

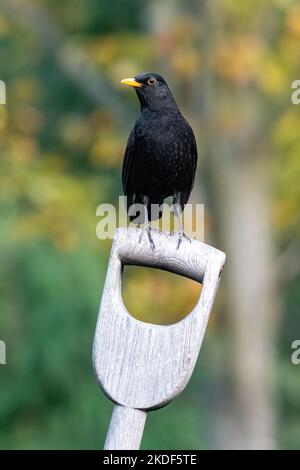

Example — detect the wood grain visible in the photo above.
[93,227,226,449]
[104,405,147,450]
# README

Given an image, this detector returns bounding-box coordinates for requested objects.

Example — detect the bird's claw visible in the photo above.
[139,225,155,251]
[177,230,192,250]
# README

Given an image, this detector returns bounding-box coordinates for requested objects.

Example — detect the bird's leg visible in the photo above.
[173,192,191,249]
[139,196,155,251]
[132,195,141,232]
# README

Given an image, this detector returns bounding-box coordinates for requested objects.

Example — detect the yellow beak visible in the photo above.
[121,77,143,88]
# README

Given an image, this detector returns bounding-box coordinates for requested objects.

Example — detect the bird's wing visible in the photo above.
[189,126,198,190]
[122,124,137,196]
[180,123,198,208]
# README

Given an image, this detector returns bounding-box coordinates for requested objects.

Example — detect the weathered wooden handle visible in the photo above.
[104,405,147,450]
[94,228,226,449]
[114,229,208,283]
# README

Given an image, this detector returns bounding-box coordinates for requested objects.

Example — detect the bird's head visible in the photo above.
[121,72,177,112]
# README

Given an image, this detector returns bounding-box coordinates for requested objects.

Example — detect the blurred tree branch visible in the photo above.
[197,0,279,449]
[277,240,300,283]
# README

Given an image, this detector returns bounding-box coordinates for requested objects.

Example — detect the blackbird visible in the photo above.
[121,72,197,249]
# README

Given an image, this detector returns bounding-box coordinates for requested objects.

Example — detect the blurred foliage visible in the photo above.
[0,0,300,449]
[123,267,201,325]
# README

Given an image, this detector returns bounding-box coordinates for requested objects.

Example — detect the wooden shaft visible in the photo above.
[104,405,147,450]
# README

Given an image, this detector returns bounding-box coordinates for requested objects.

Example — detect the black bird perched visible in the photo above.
[121,72,197,249]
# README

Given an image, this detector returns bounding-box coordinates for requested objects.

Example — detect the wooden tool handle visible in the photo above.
[104,405,147,450]
[94,228,226,449]
[113,228,223,283]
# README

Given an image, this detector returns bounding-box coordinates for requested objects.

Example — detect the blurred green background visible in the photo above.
[1,0,300,450]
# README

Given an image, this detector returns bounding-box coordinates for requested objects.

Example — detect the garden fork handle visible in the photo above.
[104,405,147,450]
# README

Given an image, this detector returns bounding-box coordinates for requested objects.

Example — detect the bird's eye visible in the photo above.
[147,77,156,86]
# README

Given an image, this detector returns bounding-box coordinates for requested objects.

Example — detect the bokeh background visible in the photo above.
[1,0,300,450]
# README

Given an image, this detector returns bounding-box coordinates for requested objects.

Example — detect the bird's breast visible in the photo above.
[130,118,195,198]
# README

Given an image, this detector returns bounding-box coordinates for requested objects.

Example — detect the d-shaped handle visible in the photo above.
[93,228,226,449]
[114,228,221,283]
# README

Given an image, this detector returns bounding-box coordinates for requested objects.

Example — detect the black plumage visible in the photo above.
[121,72,198,248]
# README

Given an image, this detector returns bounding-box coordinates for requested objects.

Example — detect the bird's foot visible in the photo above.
[177,229,192,250]
[139,225,155,251]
